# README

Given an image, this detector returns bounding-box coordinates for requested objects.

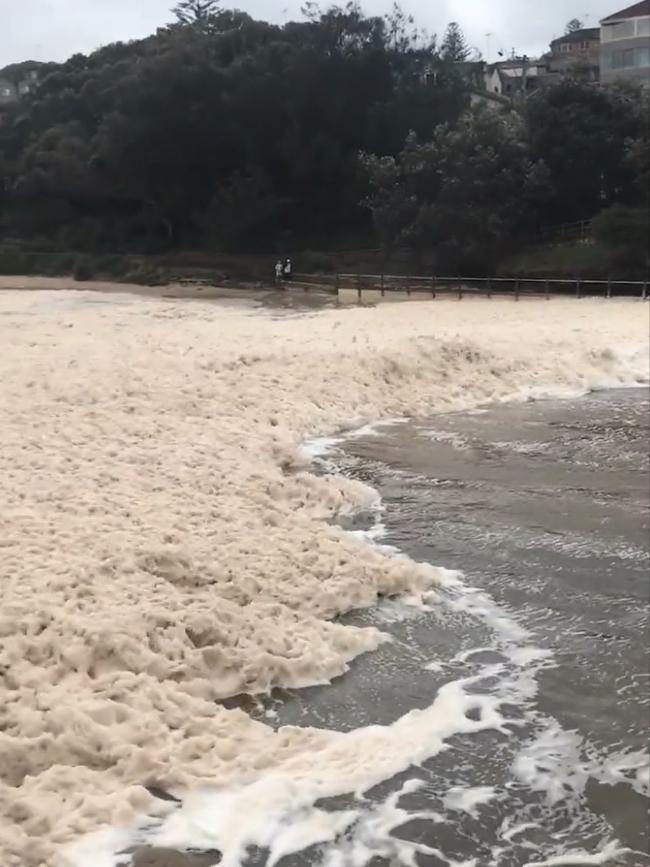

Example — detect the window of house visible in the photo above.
[605,19,636,40]
[637,46,650,67]
[611,47,636,68]
[1,86,11,97]
[636,17,650,36]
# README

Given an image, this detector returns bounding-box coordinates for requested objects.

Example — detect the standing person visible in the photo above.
[283,257,292,282]
[274,259,284,285]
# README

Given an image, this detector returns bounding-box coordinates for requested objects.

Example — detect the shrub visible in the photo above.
[0,244,33,275]
[94,254,130,279]
[592,205,649,278]
[592,205,649,252]
[73,255,95,282]
[123,263,167,285]
[41,253,75,276]
[297,251,335,273]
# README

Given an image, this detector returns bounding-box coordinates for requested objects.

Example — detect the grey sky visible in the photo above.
[2,0,622,68]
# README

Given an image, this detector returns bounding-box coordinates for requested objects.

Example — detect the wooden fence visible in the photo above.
[290,273,649,301]
[539,220,593,244]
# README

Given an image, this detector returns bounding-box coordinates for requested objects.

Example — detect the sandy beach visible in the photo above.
[0,287,647,867]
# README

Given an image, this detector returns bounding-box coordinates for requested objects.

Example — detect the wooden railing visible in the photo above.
[539,220,593,243]
[290,273,649,301]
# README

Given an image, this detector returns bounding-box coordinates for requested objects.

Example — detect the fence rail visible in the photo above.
[290,272,648,301]
[539,220,593,243]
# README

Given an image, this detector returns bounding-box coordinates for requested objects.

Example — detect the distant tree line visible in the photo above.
[362,81,649,273]
[0,1,648,275]
[0,2,469,254]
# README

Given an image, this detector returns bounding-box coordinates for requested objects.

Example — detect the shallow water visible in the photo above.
[77,380,649,867]
[231,387,649,867]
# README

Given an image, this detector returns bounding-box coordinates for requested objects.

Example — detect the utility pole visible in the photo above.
[485,32,492,62]
[521,54,529,100]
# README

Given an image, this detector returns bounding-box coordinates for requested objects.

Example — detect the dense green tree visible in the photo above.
[525,78,643,223]
[625,89,650,205]
[440,22,471,61]
[1,5,646,266]
[565,18,584,33]
[358,152,417,254]
[361,108,551,273]
[173,0,221,26]
[0,4,469,252]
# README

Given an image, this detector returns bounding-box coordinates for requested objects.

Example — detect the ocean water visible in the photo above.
[227,387,649,867]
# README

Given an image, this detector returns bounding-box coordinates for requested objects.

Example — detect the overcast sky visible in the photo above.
[2,0,621,68]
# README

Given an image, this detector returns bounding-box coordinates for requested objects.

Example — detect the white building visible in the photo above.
[600,1,650,87]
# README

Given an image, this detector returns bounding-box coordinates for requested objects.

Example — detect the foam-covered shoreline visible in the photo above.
[0,292,647,866]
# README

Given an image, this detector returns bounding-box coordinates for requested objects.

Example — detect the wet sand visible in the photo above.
[0,274,284,302]
[131,848,221,866]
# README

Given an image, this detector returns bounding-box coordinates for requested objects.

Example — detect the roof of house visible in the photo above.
[601,1,650,22]
[551,28,600,45]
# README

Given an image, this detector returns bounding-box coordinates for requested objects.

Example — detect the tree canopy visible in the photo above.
[0,3,469,253]
[361,109,550,273]
[441,22,472,61]
[173,0,221,24]
[565,18,584,33]
[0,5,647,275]
[361,77,647,273]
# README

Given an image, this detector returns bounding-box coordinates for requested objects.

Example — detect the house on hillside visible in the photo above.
[600,1,650,87]
[0,62,44,114]
[484,58,547,98]
[545,28,601,81]
[442,60,511,109]
[0,76,18,106]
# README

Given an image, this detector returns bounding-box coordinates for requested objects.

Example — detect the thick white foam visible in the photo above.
[100,656,508,867]
[443,785,499,815]
[514,724,587,804]
[587,747,650,798]
[62,568,569,867]
[0,291,647,866]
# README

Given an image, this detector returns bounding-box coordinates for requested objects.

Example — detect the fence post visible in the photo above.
[487,277,492,299]
[575,278,581,299]
[356,274,362,304]
[380,273,385,297]
[458,277,463,301]
[515,279,520,301]
[545,279,550,300]
[335,273,340,296]
[431,275,436,299]
[643,280,648,301]
[607,277,612,299]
